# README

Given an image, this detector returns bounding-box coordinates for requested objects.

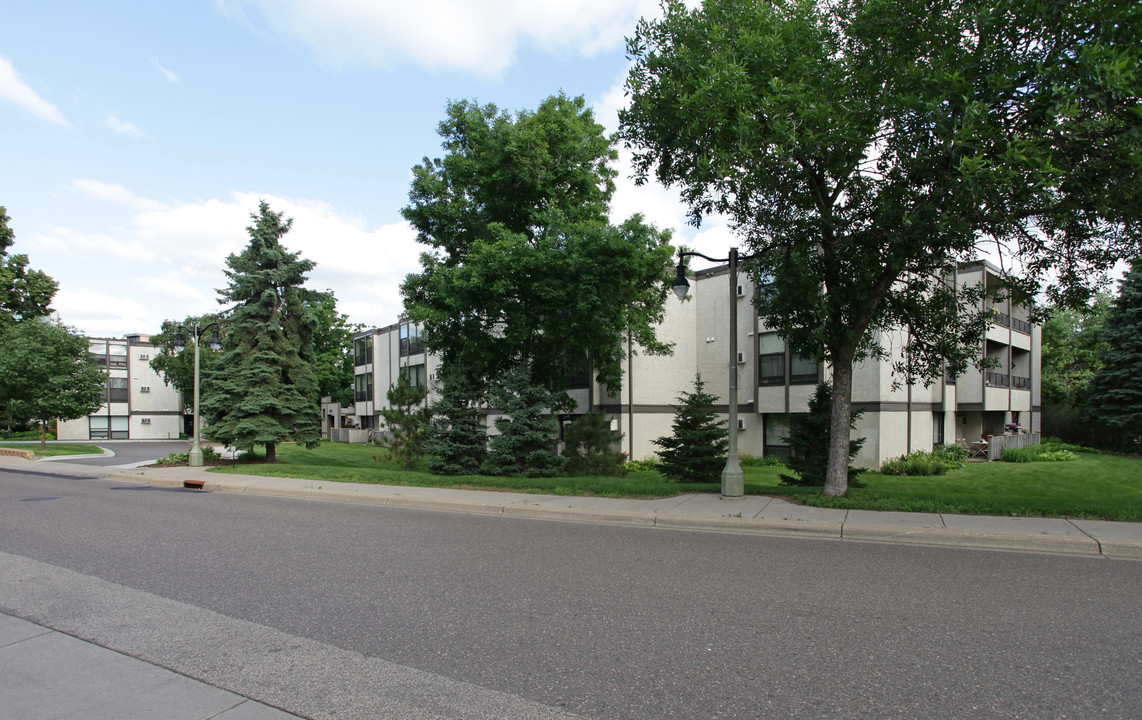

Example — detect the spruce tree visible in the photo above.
[1087,260,1142,449]
[425,362,487,475]
[653,374,728,483]
[379,371,429,470]
[481,363,565,478]
[202,201,321,462]
[779,383,866,488]
[562,412,625,477]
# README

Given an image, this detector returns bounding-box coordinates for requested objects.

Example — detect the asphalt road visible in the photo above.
[2,468,1140,719]
[45,440,192,467]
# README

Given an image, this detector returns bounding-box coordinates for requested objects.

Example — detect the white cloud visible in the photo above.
[105,113,146,139]
[216,0,662,76]
[0,54,69,127]
[44,184,421,337]
[150,58,180,84]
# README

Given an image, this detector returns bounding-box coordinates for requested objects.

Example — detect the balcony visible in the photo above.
[1011,317,1032,335]
[1012,375,1032,390]
[985,372,1009,387]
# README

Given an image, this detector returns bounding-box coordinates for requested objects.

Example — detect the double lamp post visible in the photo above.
[174,323,220,467]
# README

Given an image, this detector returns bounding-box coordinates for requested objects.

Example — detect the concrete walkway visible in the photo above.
[0,612,300,719]
[12,454,1136,560]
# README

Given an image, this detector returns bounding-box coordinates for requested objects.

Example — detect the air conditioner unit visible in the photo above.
[736,285,745,297]
[140,386,151,393]
[140,418,151,425]
[737,418,746,430]
[736,352,746,364]
[139,353,149,360]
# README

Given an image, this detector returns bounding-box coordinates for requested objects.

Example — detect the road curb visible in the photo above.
[94,468,1142,559]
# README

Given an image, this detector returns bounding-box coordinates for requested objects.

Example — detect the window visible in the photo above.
[932,412,945,447]
[353,336,373,366]
[108,378,129,403]
[108,344,128,368]
[354,373,373,402]
[88,340,107,365]
[111,415,129,439]
[399,323,424,357]
[404,363,427,388]
[89,416,109,439]
[790,353,819,384]
[763,414,793,460]
[758,333,784,385]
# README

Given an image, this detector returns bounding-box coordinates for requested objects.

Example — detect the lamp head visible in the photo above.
[672,261,690,300]
[208,327,221,351]
[173,330,185,353]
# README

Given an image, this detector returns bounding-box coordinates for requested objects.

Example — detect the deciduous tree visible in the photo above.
[0,206,57,336]
[201,201,321,462]
[402,94,676,405]
[0,318,105,448]
[623,0,1142,495]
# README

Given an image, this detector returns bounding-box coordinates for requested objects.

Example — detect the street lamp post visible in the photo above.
[174,323,220,467]
[672,247,764,499]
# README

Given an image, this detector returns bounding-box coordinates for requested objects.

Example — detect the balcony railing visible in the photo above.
[1012,375,1031,390]
[985,372,1009,387]
[354,388,372,403]
[990,311,1010,328]
[1011,317,1032,334]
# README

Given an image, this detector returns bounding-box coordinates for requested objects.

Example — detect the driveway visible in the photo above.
[43,441,192,468]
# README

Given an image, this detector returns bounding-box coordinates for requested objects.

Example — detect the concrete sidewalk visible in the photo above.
[88,460,1142,560]
[0,612,300,719]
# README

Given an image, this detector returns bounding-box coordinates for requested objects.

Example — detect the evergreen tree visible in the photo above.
[562,412,625,477]
[425,362,487,475]
[202,201,321,462]
[379,371,430,469]
[1087,261,1142,449]
[779,383,866,488]
[653,374,728,483]
[481,363,565,478]
[0,318,105,448]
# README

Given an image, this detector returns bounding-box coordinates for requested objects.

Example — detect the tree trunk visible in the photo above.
[823,349,855,497]
[40,420,47,450]
[265,442,276,463]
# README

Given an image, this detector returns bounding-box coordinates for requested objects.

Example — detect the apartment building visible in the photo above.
[56,334,184,441]
[344,260,1039,468]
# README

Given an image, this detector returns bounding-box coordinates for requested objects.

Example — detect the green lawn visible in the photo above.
[208,441,1142,522]
[0,443,105,458]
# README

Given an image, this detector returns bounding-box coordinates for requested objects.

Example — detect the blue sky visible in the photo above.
[1,0,729,338]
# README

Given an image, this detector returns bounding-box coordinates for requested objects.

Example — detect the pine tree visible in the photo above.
[481,363,565,478]
[202,201,321,462]
[779,383,866,488]
[425,362,487,475]
[562,412,625,477]
[653,374,728,483]
[379,371,430,470]
[1087,260,1142,449]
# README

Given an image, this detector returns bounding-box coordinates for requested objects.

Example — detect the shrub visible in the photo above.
[932,444,969,469]
[653,374,728,483]
[154,447,220,465]
[1001,447,1035,463]
[880,450,951,476]
[740,453,785,467]
[623,458,660,474]
[1038,450,1078,462]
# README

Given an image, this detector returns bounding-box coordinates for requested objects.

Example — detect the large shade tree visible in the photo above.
[0,206,57,337]
[401,94,676,409]
[622,0,1142,495]
[0,318,105,447]
[201,201,321,462]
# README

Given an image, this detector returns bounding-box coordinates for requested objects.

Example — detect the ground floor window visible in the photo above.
[89,415,129,439]
[763,414,793,460]
[933,411,945,447]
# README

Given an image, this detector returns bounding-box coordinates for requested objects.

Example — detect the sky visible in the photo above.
[1,0,732,339]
